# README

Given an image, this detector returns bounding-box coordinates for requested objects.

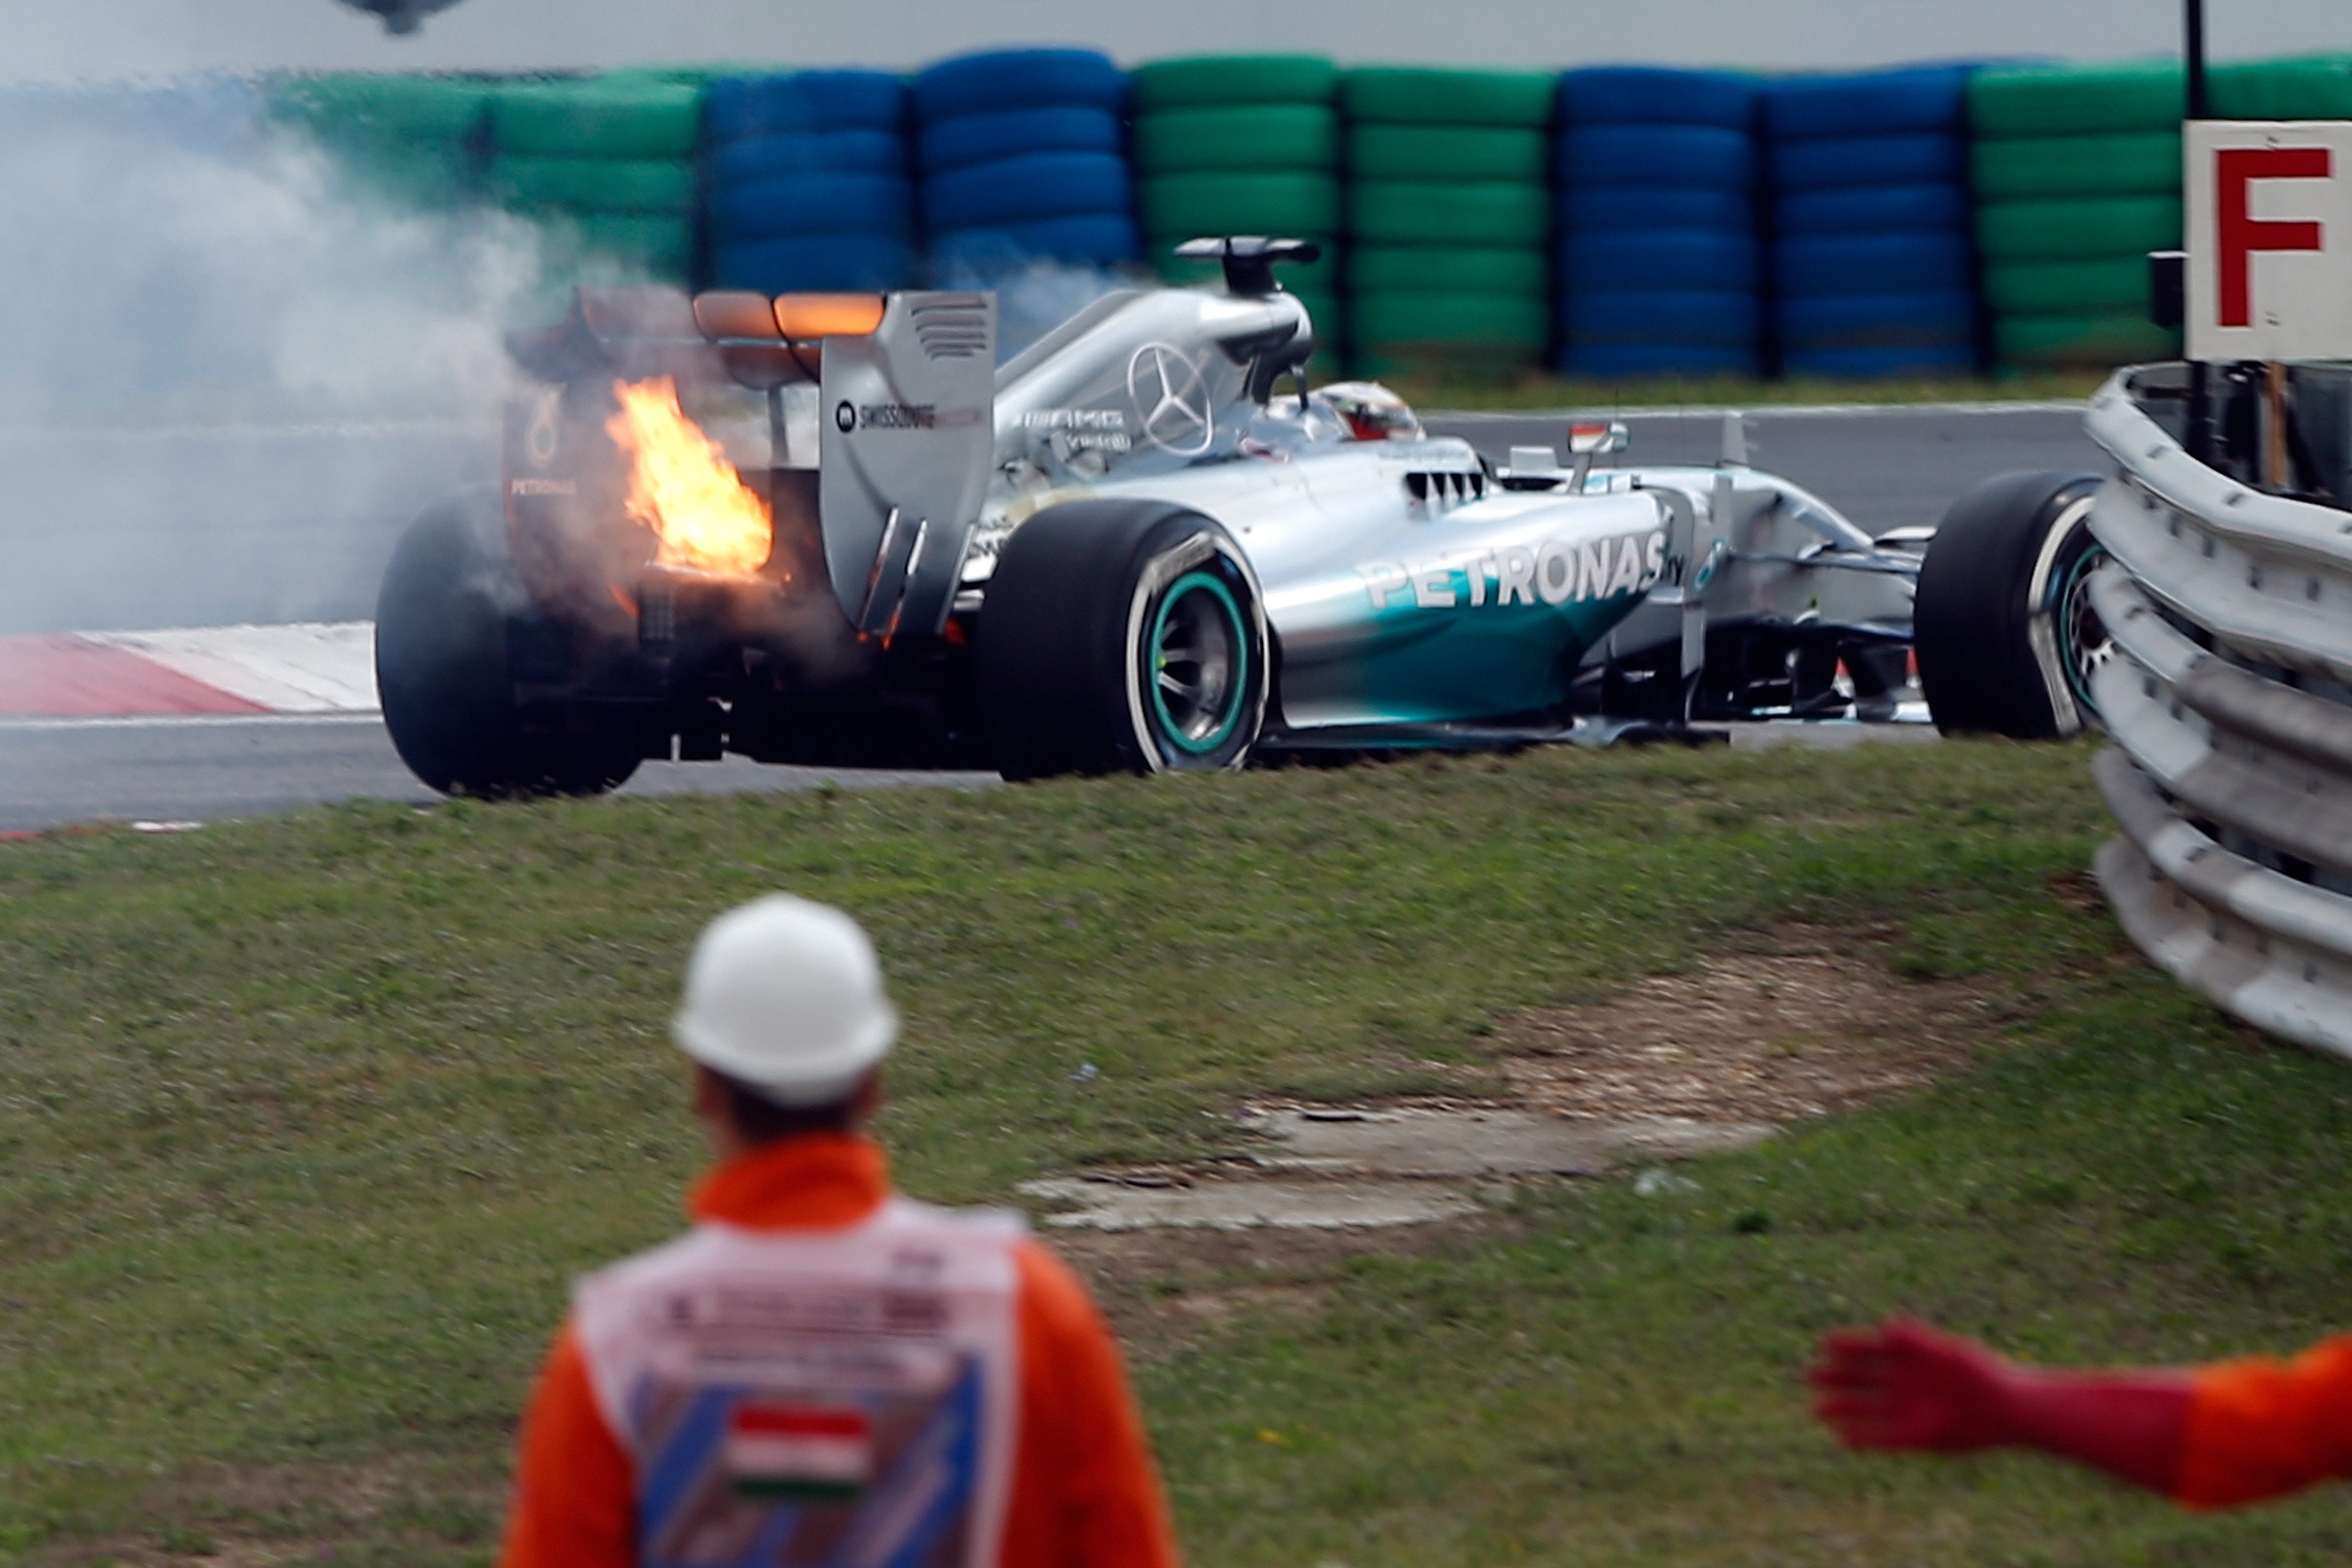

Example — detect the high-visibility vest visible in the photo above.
[572,1195,1026,1568]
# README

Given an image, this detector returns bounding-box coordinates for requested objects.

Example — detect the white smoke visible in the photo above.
[929,252,1147,362]
[0,79,547,425]
[0,78,569,632]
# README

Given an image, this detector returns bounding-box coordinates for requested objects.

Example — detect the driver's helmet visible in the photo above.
[1314,380,1423,442]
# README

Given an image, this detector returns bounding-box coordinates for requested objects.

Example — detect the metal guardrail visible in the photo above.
[2086,366,2352,1056]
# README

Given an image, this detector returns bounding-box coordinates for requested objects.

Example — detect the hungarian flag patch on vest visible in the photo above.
[724,1404,875,1501]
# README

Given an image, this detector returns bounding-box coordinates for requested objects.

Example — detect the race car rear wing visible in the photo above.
[506,285,995,640]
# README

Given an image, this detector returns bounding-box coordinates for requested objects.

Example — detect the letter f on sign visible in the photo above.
[2218,145,2329,326]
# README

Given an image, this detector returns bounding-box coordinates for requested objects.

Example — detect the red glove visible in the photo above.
[1809,1317,2193,1494]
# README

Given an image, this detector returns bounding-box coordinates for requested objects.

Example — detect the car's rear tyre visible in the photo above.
[376,488,641,799]
[1915,470,2109,738]
[977,501,1270,780]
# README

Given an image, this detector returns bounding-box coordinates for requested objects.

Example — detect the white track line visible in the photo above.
[0,712,384,734]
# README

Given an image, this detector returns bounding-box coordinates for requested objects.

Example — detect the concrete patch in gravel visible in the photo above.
[1024,926,1993,1233]
[1020,1106,1771,1232]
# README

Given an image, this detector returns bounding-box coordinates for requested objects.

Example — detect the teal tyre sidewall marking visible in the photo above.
[1147,568,1250,756]
[2052,536,2108,719]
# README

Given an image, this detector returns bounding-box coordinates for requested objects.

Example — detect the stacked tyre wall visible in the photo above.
[703,71,913,295]
[1968,61,2185,372]
[913,48,1136,281]
[488,75,703,287]
[1556,68,1759,379]
[1764,67,1975,380]
[265,72,487,212]
[165,49,2352,380]
[1341,68,1554,381]
[1132,55,1343,371]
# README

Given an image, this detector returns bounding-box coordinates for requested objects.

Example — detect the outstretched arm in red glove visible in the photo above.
[1809,1318,2192,1494]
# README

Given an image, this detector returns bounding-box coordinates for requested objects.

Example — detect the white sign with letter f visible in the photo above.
[2187,120,2352,361]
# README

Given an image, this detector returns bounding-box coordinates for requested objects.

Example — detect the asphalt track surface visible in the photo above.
[0,402,2100,831]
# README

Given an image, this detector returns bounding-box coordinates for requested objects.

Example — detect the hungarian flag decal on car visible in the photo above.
[723,1404,875,1501]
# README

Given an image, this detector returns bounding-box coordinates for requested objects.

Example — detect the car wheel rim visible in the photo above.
[1146,570,1247,755]
[2053,540,2111,720]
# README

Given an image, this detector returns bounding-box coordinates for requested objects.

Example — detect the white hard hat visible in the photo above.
[671,895,899,1106]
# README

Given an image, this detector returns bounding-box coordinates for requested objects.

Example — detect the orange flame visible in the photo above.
[605,377,772,576]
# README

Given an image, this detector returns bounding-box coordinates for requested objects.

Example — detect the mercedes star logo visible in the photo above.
[1126,342,1214,456]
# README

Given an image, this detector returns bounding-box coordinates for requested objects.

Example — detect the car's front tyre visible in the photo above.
[977,500,1270,780]
[1915,470,2108,740]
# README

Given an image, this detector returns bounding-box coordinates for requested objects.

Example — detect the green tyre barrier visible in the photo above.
[266,72,490,140]
[1352,291,1548,348]
[1967,61,2183,137]
[1132,106,1340,175]
[493,155,695,215]
[1349,243,1547,295]
[1349,180,1550,247]
[1352,342,1542,381]
[1348,125,1547,182]
[1139,172,1341,239]
[1340,68,1556,128]
[1971,131,2181,201]
[1131,55,1340,111]
[1289,288,1343,348]
[1993,312,2180,370]
[1151,244,1339,292]
[323,143,480,210]
[1983,258,2150,316]
[549,212,695,280]
[1975,195,2181,262]
[2210,55,2352,120]
[492,82,702,158]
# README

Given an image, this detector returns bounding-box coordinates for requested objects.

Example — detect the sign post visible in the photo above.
[2184,0,2211,460]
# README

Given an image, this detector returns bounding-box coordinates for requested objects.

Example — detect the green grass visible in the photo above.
[6,740,2352,1563]
[1400,369,2107,413]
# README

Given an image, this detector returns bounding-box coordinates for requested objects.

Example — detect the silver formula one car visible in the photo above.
[374,239,2067,795]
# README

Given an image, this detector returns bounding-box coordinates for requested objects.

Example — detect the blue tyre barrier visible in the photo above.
[914,49,1125,123]
[704,72,914,300]
[1774,233,1972,296]
[1784,343,1976,377]
[705,71,906,143]
[711,234,915,293]
[1560,185,1753,234]
[1556,67,1763,382]
[1762,66,1979,378]
[919,106,1121,175]
[710,129,906,185]
[1561,288,1760,345]
[1777,290,1976,346]
[1563,229,1758,291]
[1557,67,1757,129]
[711,173,914,242]
[1777,181,1970,237]
[922,150,1131,231]
[1558,125,1754,190]
[1561,342,1761,377]
[1760,66,1968,139]
[1769,131,1963,192]
[931,213,1140,271]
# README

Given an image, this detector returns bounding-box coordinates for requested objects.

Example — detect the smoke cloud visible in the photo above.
[0,78,556,634]
[929,251,1142,363]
